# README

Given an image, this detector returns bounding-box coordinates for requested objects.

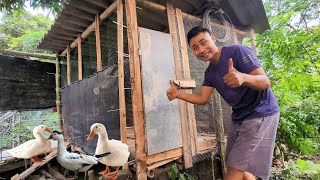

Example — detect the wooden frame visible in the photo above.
[125,0,147,179]
[61,1,117,55]
[176,8,198,155]
[166,0,193,168]
[95,15,102,71]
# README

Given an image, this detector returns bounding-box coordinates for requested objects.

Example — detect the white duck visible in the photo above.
[87,123,130,179]
[49,131,106,179]
[5,124,54,163]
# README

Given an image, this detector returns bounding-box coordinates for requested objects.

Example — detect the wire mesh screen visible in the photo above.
[182,11,252,134]
[82,32,97,78]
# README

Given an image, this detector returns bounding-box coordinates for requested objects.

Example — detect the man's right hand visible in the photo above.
[166,80,180,101]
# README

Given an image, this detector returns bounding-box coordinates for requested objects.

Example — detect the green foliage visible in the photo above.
[1,110,59,149]
[168,164,195,180]
[271,159,320,180]
[258,0,320,155]
[0,11,53,53]
[0,0,68,15]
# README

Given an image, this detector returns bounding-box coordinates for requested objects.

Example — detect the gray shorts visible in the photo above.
[226,112,280,180]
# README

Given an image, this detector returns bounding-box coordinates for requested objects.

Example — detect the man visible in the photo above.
[166,26,279,180]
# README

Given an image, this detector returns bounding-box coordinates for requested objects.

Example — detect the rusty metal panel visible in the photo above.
[139,27,182,155]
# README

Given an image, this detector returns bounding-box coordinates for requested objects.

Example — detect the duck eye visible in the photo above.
[96,126,98,129]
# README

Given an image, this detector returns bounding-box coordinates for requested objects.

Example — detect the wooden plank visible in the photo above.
[67,45,71,85]
[166,0,192,168]
[176,8,198,155]
[146,148,183,165]
[125,0,147,179]
[61,1,117,55]
[173,80,196,89]
[11,150,57,180]
[77,35,82,80]
[198,139,216,152]
[117,0,128,170]
[147,156,180,170]
[0,159,31,173]
[95,15,102,71]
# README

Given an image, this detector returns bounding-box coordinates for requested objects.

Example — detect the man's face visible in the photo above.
[189,32,218,62]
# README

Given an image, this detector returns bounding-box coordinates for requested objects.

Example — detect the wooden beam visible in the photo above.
[125,0,147,179]
[4,49,56,60]
[166,0,193,168]
[67,45,71,85]
[118,0,128,170]
[147,156,180,170]
[176,8,198,155]
[198,138,216,152]
[95,15,102,71]
[61,1,117,55]
[173,80,196,89]
[77,35,83,80]
[55,55,63,131]
[146,148,183,165]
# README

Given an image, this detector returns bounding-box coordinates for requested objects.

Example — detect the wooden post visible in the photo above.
[95,15,102,71]
[77,35,82,80]
[212,91,226,176]
[125,0,147,179]
[250,29,257,55]
[66,45,71,85]
[55,55,63,131]
[118,0,128,170]
[166,0,193,168]
[176,8,197,155]
[232,26,238,44]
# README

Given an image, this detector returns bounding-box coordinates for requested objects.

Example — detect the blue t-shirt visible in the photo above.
[203,44,279,121]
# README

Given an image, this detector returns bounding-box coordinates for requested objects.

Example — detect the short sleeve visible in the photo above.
[202,65,214,87]
[234,45,261,74]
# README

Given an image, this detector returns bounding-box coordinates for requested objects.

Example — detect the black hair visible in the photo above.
[187,26,212,45]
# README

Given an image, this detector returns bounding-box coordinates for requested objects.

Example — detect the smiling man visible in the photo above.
[166,26,279,180]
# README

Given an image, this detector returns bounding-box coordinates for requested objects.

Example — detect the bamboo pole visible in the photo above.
[117,0,128,170]
[55,55,63,131]
[66,45,71,85]
[166,0,192,168]
[95,15,102,71]
[125,0,147,179]
[77,35,82,80]
[212,91,226,177]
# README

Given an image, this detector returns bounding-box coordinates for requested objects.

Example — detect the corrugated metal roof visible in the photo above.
[37,0,269,54]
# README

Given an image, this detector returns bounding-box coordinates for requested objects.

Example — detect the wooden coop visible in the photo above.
[33,0,270,179]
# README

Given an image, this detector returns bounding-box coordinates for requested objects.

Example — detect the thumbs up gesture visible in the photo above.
[223,58,244,88]
[166,80,179,101]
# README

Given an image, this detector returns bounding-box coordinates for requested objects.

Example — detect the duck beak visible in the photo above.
[87,130,95,141]
[45,127,53,133]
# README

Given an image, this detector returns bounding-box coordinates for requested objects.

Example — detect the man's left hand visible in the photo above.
[223,58,244,88]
